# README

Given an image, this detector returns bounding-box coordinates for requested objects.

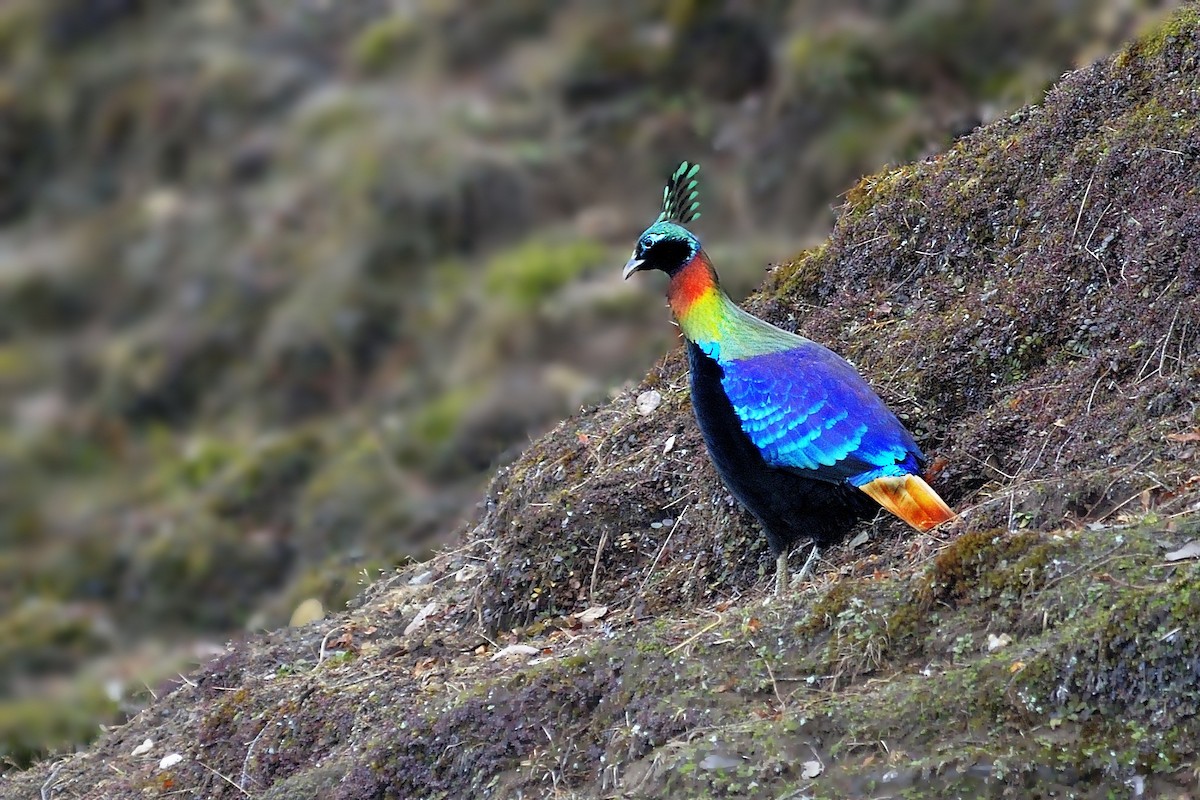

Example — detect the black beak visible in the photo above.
[622,257,645,280]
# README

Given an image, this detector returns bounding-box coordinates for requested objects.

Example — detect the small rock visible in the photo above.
[490,644,540,661]
[289,598,324,627]
[699,752,743,770]
[801,760,823,778]
[143,188,185,224]
[454,565,481,583]
[131,739,154,757]
[987,633,1012,652]
[159,753,183,770]
[408,570,435,585]
[1164,540,1200,562]
[636,390,662,415]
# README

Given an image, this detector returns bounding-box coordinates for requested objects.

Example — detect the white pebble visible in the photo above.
[636,390,662,415]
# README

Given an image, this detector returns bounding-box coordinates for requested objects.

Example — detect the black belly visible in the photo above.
[686,340,875,555]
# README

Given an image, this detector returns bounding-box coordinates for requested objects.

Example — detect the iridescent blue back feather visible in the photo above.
[719,344,923,486]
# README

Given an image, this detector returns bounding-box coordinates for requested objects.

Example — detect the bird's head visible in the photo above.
[623,221,701,279]
[623,161,703,280]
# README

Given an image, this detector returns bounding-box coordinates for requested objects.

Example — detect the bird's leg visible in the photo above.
[776,542,820,596]
[775,551,789,597]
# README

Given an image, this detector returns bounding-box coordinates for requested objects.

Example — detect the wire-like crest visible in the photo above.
[657,161,701,224]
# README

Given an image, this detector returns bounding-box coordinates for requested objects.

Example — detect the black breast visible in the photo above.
[685,340,875,555]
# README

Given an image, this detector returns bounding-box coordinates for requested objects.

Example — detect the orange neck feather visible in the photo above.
[664,250,802,363]
[667,251,721,315]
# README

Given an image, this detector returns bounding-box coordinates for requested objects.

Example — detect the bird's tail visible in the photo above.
[859,474,955,532]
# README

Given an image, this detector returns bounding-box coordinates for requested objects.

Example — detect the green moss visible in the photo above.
[348,14,418,75]
[294,434,417,561]
[797,578,862,636]
[153,434,243,493]
[123,513,292,630]
[0,344,33,382]
[411,387,473,450]
[1011,571,1200,777]
[1117,5,1200,64]
[0,600,110,683]
[0,684,118,768]
[198,686,253,746]
[783,28,879,98]
[297,95,371,141]
[883,598,928,654]
[825,592,894,680]
[1105,97,1199,151]
[209,432,324,524]
[483,236,608,309]
[0,2,37,64]
[842,163,919,222]
[765,242,829,303]
[920,528,1048,607]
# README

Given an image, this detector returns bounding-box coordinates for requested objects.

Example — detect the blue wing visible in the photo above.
[720,344,923,485]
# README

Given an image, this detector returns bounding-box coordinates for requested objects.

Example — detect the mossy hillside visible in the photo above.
[1,0,1186,769]
[8,521,1195,798]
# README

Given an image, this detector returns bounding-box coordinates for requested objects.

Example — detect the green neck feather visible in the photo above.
[670,255,807,363]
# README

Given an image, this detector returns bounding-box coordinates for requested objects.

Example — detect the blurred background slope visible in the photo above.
[0,0,1178,770]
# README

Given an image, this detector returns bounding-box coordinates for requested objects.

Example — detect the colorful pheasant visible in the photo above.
[624,162,954,594]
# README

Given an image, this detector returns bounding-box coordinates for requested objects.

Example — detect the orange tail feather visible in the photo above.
[859,474,955,532]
